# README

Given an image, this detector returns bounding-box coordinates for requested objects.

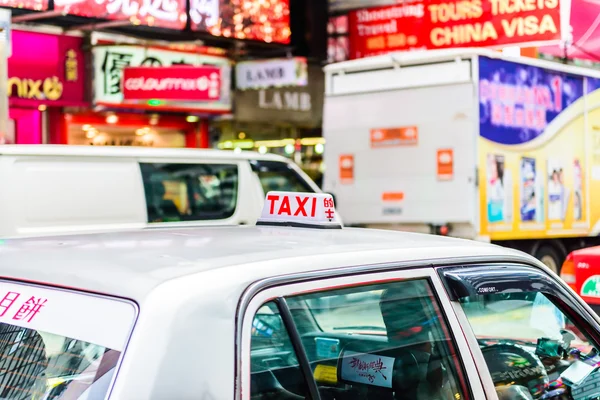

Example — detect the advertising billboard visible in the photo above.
[348,0,562,59]
[477,56,600,240]
[54,0,187,29]
[92,45,231,112]
[190,0,291,44]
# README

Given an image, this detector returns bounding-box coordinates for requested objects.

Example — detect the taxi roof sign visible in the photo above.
[257,191,342,229]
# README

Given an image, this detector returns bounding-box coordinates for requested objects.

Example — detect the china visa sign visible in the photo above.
[478,57,584,145]
[348,0,562,59]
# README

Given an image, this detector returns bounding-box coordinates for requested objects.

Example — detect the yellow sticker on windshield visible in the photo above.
[314,364,337,385]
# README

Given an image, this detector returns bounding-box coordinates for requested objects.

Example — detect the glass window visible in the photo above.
[0,323,120,399]
[140,163,238,223]
[250,279,469,400]
[250,160,314,194]
[250,303,307,399]
[459,292,600,400]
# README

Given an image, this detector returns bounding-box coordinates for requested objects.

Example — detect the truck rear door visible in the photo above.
[323,59,478,236]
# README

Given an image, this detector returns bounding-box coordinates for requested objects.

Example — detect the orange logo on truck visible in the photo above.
[339,154,354,184]
[437,149,454,181]
[370,126,418,148]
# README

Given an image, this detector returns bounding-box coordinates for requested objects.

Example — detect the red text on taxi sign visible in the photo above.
[258,191,342,229]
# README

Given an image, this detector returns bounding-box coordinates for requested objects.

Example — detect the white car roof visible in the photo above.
[0,225,536,304]
[0,144,292,162]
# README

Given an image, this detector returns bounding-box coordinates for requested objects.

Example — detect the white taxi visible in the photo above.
[0,192,599,400]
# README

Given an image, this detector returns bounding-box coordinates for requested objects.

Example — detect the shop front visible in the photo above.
[7,29,87,144]
[219,63,324,184]
[64,43,232,148]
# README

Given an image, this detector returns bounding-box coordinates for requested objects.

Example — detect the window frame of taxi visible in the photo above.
[0,278,138,399]
[237,266,488,400]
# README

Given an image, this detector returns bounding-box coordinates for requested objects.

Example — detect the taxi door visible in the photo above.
[438,263,600,400]
[238,267,487,400]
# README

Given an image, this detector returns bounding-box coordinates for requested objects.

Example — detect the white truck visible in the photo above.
[323,48,600,272]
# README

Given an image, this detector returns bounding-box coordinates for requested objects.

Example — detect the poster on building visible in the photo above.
[348,0,562,59]
[8,30,86,107]
[54,0,187,29]
[189,0,291,44]
[477,56,600,240]
[92,45,231,112]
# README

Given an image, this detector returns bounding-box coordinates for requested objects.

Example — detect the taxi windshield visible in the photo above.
[0,324,119,399]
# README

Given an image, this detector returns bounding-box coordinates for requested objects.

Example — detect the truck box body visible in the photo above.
[323,48,600,268]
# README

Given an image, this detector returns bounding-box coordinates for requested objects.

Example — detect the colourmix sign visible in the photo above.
[349,0,562,59]
[122,66,221,101]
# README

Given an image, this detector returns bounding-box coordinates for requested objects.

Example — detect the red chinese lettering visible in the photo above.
[266,194,280,214]
[278,196,291,215]
[13,296,47,323]
[0,292,20,317]
[293,196,309,217]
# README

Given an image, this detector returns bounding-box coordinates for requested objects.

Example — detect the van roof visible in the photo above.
[0,226,536,305]
[323,47,600,79]
[0,145,291,162]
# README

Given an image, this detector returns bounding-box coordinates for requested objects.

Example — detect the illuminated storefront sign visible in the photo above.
[236,58,308,90]
[54,0,186,29]
[8,30,86,106]
[93,45,231,112]
[190,0,291,44]
[349,0,562,59]
[0,0,47,10]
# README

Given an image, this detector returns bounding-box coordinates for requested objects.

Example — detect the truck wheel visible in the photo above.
[534,245,563,274]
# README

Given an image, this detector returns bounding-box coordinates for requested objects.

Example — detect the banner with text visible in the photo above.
[349,0,562,59]
[123,66,221,101]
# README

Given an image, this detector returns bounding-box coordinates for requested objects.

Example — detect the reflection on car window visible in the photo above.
[460,292,600,400]
[250,160,313,194]
[0,323,119,399]
[250,302,307,399]
[250,280,469,400]
[140,163,238,223]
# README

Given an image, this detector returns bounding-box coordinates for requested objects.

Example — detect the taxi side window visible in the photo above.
[459,292,600,400]
[250,279,469,400]
[251,303,307,399]
[140,163,238,223]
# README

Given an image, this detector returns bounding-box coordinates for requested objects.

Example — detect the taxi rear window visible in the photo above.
[0,281,136,399]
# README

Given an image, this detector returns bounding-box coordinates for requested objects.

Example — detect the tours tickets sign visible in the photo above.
[348,0,562,59]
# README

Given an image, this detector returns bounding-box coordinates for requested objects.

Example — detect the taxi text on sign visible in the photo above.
[348,0,562,59]
[259,192,341,228]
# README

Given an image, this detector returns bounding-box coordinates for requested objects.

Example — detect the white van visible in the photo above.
[0,145,322,238]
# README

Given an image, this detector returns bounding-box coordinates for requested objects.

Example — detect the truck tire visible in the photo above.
[534,245,563,274]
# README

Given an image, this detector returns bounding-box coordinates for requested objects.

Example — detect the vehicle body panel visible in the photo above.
[0,145,321,238]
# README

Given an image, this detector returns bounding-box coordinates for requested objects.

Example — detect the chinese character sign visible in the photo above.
[349,0,562,59]
[93,45,232,112]
[54,0,186,29]
[190,0,291,44]
[340,351,394,388]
